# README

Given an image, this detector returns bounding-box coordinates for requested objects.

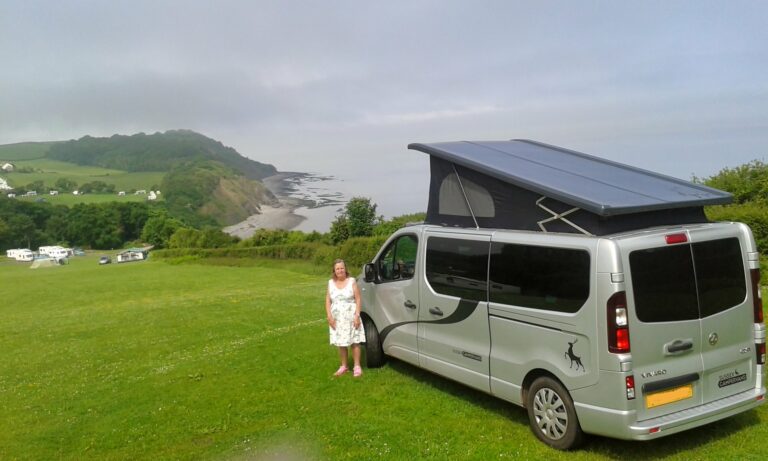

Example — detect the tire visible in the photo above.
[362,315,386,368]
[525,376,584,450]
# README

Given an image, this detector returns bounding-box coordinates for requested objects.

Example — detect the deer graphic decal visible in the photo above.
[565,338,585,372]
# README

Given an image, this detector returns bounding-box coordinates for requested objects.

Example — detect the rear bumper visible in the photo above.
[575,386,765,440]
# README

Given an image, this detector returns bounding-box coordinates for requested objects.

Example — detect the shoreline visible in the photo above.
[222,172,316,239]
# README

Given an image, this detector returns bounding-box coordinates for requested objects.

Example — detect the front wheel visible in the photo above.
[362,315,386,368]
[526,376,584,450]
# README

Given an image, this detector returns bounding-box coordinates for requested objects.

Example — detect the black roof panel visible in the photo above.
[408,139,732,216]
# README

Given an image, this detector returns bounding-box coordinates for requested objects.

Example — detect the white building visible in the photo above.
[1,162,13,172]
[49,190,59,196]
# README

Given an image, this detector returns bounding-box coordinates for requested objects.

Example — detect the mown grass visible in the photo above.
[0,256,765,460]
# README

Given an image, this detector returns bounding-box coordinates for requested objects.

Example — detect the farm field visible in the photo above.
[4,158,165,193]
[0,256,766,460]
[13,192,154,206]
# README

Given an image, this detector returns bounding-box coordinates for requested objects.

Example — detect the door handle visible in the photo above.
[429,307,444,316]
[404,300,417,309]
[664,339,693,355]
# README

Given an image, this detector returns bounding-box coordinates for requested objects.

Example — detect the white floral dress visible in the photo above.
[328,277,366,346]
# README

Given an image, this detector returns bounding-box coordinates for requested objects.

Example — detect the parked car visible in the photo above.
[98,256,111,265]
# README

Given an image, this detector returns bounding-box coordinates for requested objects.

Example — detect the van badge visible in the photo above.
[718,369,747,388]
[564,339,585,372]
[708,333,719,346]
[641,369,667,378]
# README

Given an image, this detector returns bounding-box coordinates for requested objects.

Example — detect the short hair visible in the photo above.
[332,258,349,280]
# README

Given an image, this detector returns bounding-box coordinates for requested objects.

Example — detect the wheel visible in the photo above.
[362,315,386,368]
[525,376,584,450]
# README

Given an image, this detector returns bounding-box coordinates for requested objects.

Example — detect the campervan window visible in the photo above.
[425,237,488,301]
[377,235,418,281]
[438,173,495,218]
[630,237,746,323]
[489,243,590,313]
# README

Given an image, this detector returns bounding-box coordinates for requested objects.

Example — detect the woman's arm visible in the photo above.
[352,280,362,329]
[326,285,336,330]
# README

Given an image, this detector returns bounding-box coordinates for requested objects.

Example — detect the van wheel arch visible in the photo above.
[522,371,584,450]
[361,313,386,368]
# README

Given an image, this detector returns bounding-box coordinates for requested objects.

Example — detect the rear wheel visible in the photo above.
[526,376,584,450]
[362,315,386,368]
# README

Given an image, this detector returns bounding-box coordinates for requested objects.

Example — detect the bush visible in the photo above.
[706,203,768,253]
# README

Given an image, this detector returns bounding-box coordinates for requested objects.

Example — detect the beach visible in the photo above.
[223,172,343,238]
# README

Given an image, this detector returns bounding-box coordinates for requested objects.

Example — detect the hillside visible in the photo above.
[0,131,281,226]
[46,130,277,180]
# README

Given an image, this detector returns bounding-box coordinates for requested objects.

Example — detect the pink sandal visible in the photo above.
[334,365,348,377]
[353,366,363,377]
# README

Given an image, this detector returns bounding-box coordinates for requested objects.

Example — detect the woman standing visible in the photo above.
[326,259,366,377]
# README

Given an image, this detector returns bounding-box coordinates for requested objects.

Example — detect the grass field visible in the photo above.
[5,158,165,192]
[0,256,766,460]
[0,141,57,161]
[0,141,166,194]
[13,192,156,206]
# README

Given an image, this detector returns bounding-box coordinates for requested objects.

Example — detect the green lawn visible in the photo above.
[0,257,765,460]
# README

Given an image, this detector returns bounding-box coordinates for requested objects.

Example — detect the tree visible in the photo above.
[54,177,78,192]
[329,197,380,244]
[141,213,183,248]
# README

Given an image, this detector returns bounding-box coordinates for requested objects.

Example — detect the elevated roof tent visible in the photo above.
[408,139,733,236]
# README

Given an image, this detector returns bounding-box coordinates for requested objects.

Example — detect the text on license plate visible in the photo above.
[645,384,693,409]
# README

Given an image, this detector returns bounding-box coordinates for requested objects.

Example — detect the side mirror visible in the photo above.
[364,263,376,283]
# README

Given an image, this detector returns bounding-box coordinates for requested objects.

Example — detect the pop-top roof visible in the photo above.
[408,139,732,217]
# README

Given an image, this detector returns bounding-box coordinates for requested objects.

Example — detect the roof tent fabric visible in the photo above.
[411,140,730,235]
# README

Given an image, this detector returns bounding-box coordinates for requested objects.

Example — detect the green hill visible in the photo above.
[0,131,281,226]
[47,130,277,179]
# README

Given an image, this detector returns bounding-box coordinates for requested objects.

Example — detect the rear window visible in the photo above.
[629,238,746,322]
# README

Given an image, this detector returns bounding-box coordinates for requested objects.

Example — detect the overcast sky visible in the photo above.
[2,1,767,218]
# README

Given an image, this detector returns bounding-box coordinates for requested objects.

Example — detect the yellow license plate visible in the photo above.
[645,384,693,409]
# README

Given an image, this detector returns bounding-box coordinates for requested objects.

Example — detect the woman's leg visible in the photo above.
[352,343,361,368]
[338,346,349,367]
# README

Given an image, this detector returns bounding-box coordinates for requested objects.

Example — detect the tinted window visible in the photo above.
[693,238,747,317]
[426,237,488,301]
[630,238,746,322]
[377,235,418,282]
[489,243,590,313]
[630,245,699,322]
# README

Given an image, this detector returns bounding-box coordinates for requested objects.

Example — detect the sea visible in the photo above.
[275,171,429,233]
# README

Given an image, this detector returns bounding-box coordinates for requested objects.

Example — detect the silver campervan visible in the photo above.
[358,140,766,450]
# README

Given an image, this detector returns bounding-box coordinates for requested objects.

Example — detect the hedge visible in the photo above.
[153,235,389,273]
[705,203,768,254]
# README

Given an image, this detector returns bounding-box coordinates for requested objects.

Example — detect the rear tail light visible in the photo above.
[758,343,766,366]
[608,291,630,353]
[626,375,636,400]
[750,269,763,323]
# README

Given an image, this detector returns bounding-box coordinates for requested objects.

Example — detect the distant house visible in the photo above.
[26,190,37,196]
[1,162,13,172]
[147,191,157,201]
[49,190,59,196]
[135,189,146,195]
[118,191,126,196]
[73,190,79,195]
[7,193,15,198]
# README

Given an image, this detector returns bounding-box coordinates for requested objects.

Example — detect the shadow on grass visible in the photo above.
[386,358,762,459]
